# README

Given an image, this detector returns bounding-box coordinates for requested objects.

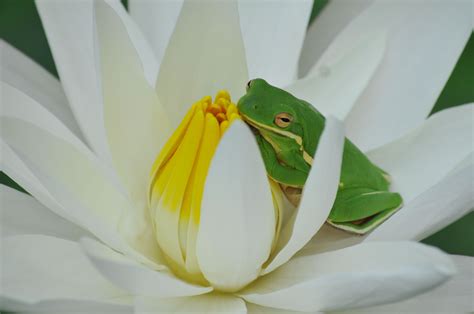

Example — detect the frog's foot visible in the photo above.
[327,188,403,235]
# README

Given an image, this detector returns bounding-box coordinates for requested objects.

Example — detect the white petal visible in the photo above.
[129,0,183,74]
[1,139,129,269]
[0,296,132,314]
[262,117,345,274]
[135,293,246,314]
[246,302,312,314]
[296,224,364,257]
[238,0,312,87]
[340,0,472,150]
[366,155,473,242]
[240,241,455,312]
[95,0,159,86]
[35,0,110,160]
[0,40,82,140]
[0,82,160,265]
[1,82,125,227]
[287,31,386,121]
[80,238,212,298]
[0,235,126,304]
[0,185,88,240]
[298,0,374,77]
[94,0,170,207]
[156,0,248,129]
[367,104,473,203]
[339,255,474,313]
[1,139,79,226]
[196,121,275,291]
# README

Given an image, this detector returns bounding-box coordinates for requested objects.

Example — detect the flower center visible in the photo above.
[148,91,240,282]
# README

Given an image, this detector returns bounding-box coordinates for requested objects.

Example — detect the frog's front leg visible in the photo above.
[327,188,403,235]
[256,136,307,187]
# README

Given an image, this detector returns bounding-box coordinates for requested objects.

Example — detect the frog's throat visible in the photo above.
[241,115,313,166]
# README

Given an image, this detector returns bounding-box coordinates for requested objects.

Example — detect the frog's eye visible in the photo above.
[274,113,293,128]
[246,80,253,91]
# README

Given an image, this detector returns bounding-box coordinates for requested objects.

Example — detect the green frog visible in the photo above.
[237,79,402,234]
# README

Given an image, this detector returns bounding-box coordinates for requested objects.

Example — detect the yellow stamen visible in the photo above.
[148,90,240,279]
[215,90,231,102]
[219,120,230,135]
[216,112,227,123]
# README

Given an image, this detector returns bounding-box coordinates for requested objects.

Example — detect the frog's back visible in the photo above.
[340,139,390,191]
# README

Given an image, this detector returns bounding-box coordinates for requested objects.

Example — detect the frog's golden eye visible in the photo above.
[246,80,253,91]
[274,113,293,128]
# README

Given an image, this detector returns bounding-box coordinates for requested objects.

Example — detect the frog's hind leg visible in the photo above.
[327,188,403,235]
[327,205,402,235]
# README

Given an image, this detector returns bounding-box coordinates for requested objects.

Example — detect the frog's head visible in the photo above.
[237,78,305,142]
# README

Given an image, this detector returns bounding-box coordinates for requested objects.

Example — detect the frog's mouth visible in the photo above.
[241,116,262,136]
[240,116,275,152]
[241,114,314,166]
[240,115,273,137]
[241,115,304,147]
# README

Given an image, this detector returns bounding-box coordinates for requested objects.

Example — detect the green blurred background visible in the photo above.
[1,0,472,256]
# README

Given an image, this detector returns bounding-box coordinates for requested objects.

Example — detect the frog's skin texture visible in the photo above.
[237,79,403,234]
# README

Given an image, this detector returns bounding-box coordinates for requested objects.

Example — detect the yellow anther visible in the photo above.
[201,95,212,107]
[226,104,237,120]
[193,100,205,112]
[216,113,227,123]
[216,90,231,102]
[216,98,230,110]
[220,120,229,135]
[229,113,240,123]
[208,104,223,116]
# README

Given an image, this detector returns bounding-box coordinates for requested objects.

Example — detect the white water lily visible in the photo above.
[1,0,473,313]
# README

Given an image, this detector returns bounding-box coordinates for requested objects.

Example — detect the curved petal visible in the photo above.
[240,242,455,312]
[156,0,248,129]
[196,121,275,292]
[1,83,125,226]
[1,82,162,266]
[296,224,363,257]
[94,0,170,207]
[367,104,473,203]
[287,31,386,120]
[0,296,132,314]
[80,238,212,298]
[35,0,110,160]
[96,0,158,85]
[262,117,345,275]
[298,0,374,77]
[246,302,312,314]
[0,235,126,304]
[129,0,183,73]
[339,255,474,313]
[0,40,82,140]
[341,0,472,150]
[0,185,89,240]
[238,0,312,87]
[135,293,246,314]
[1,139,79,226]
[366,155,473,242]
